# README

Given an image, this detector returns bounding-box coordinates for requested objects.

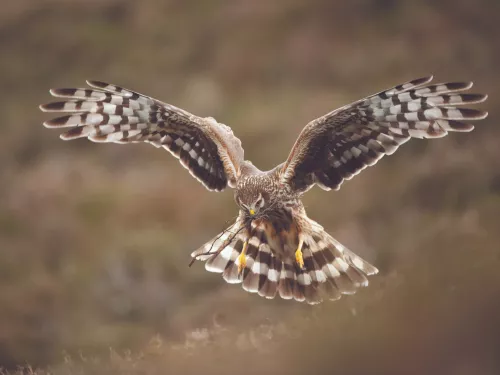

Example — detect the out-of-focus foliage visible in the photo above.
[0,0,499,374]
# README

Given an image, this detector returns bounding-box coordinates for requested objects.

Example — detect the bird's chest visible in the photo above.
[248,203,305,261]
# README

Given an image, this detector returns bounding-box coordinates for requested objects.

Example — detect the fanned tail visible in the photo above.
[190,218,377,304]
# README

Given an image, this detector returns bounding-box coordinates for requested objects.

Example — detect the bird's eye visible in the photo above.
[256,197,264,208]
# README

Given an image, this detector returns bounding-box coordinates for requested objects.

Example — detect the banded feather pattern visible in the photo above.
[40,80,244,191]
[191,217,377,304]
[281,76,488,193]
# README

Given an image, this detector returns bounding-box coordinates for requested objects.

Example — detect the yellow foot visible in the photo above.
[295,248,304,269]
[237,240,249,275]
[295,235,305,269]
[237,252,247,274]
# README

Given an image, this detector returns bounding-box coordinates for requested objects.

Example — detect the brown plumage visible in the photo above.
[40,76,488,304]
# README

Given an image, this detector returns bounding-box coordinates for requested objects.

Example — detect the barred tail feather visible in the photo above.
[191,219,378,304]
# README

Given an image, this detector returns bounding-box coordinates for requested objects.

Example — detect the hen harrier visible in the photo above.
[40,76,487,304]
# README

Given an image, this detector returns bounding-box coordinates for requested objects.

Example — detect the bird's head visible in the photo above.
[235,190,269,217]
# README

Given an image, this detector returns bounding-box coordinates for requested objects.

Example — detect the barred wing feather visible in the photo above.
[281,76,488,193]
[40,81,244,191]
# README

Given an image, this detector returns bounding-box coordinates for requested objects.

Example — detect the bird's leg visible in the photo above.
[295,234,305,269]
[237,239,249,275]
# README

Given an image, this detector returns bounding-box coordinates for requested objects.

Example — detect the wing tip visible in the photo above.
[478,110,488,120]
[40,102,65,112]
[86,80,108,89]
[60,126,92,140]
[39,103,50,112]
[446,120,475,132]
[42,115,74,128]
[50,88,75,97]
[455,81,474,91]
[417,74,434,85]
[43,118,61,128]
[460,108,488,120]
[59,132,75,140]
[462,93,488,104]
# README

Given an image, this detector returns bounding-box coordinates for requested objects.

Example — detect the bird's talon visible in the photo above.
[238,240,249,275]
[295,236,305,269]
[237,253,246,275]
[295,248,304,269]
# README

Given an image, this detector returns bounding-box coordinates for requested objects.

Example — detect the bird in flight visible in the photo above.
[40,76,487,304]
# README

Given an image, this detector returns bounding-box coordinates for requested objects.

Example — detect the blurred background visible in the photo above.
[1,0,499,374]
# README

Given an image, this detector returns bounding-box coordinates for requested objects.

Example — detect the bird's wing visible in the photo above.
[40,81,244,191]
[280,76,488,194]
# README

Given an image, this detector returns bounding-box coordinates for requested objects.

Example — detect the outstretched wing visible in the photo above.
[40,81,244,191]
[281,76,488,193]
